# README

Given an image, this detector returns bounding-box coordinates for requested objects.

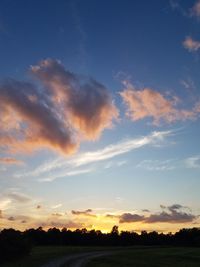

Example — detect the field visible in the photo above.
[86,247,200,267]
[2,246,200,267]
[1,246,99,267]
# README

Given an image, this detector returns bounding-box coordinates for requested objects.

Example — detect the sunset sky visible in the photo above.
[0,0,200,233]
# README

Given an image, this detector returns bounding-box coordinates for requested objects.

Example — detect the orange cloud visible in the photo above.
[183,36,200,52]
[0,59,118,155]
[0,157,22,165]
[120,83,200,125]
[31,59,118,140]
[0,80,77,154]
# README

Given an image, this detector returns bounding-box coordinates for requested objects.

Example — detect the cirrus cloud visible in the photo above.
[191,0,200,18]
[0,157,23,165]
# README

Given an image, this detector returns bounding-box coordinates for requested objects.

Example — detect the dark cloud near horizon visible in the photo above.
[8,216,15,221]
[146,204,196,224]
[142,209,150,212]
[71,209,96,217]
[105,214,120,219]
[36,219,83,229]
[119,213,145,223]
[115,204,197,224]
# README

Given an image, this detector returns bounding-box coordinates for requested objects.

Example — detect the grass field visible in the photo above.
[1,246,100,267]
[2,246,200,267]
[86,247,200,267]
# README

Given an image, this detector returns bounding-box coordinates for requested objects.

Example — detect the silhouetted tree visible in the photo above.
[0,228,32,263]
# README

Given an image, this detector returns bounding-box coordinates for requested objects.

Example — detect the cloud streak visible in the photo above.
[16,130,173,181]
[136,159,176,171]
[0,157,23,165]
[185,155,200,169]
[6,192,31,203]
[71,209,96,217]
[191,0,200,18]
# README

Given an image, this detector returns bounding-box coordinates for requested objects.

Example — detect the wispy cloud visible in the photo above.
[0,199,11,210]
[109,204,197,224]
[180,78,196,92]
[40,168,93,182]
[183,36,200,52]
[51,203,62,209]
[169,0,188,17]
[170,0,200,18]
[16,130,173,181]
[66,130,172,167]
[0,157,23,165]
[185,155,200,169]
[6,192,31,203]
[136,159,176,171]
[190,0,200,18]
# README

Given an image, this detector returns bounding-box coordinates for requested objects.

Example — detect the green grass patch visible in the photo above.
[86,247,200,267]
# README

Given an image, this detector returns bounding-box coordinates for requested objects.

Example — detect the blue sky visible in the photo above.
[0,0,200,232]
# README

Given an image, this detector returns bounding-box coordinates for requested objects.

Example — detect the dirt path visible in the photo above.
[40,251,114,267]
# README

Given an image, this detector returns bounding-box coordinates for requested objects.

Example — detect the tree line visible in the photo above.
[1,226,200,263]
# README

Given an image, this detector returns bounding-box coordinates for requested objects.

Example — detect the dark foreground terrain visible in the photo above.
[2,246,200,267]
[1,227,200,266]
[86,247,200,267]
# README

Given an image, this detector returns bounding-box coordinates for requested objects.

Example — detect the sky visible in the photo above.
[0,0,200,233]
